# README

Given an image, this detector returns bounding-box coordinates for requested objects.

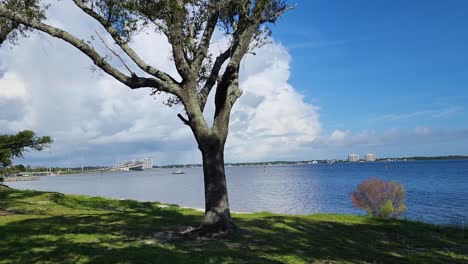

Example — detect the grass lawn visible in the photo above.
[0,187,467,263]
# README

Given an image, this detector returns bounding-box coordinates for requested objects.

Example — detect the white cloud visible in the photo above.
[372,106,464,122]
[226,43,321,161]
[327,130,348,144]
[310,127,468,153]
[0,72,29,100]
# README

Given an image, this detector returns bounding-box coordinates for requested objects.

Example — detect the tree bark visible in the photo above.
[198,139,236,233]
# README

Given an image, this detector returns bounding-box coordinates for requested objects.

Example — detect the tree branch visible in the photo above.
[198,47,231,111]
[210,3,266,135]
[259,5,295,24]
[192,11,219,72]
[177,113,190,126]
[166,1,191,80]
[212,79,242,142]
[95,30,133,75]
[0,5,180,95]
[72,0,178,85]
[0,20,17,45]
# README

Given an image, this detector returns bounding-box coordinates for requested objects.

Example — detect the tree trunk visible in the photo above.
[198,141,236,233]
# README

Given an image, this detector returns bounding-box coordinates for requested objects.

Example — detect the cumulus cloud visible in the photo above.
[0,1,322,166]
[226,43,321,161]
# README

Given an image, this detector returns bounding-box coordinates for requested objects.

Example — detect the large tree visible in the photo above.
[0,0,291,234]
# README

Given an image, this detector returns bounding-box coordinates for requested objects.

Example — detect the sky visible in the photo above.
[1,0,468,166]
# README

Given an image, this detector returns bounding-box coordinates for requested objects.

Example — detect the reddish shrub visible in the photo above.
[351,177,407,218]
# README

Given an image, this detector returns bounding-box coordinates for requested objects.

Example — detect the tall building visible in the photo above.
[142,158,153,169]
[348,154,360,162]
[365,154,377,162]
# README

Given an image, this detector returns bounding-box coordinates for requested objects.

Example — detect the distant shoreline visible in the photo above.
[378,155,468,161]
[14,156,468,172]
[156,155,468,168]
[4,176,39,182]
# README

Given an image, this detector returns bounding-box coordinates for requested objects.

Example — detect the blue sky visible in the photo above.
[1,0,468,166]
[276,0,468,134]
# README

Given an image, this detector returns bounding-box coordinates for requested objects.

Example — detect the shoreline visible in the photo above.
[7,187,466,228]
[9,186,468,229]
[4,176,39,182]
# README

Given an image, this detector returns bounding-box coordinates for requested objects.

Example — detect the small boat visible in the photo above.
[172,170,185,174]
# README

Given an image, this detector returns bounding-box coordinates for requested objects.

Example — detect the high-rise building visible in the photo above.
[142,158,153,169]
[365,154,377,162]
[348,154,359,162]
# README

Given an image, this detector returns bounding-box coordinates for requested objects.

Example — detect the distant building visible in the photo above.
[142,158,153,169]
[365,154,377,162]
[348,154,360,162]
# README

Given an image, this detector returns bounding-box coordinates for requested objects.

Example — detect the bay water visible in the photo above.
[9,160,468,225]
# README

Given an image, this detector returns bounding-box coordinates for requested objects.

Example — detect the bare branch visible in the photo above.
[95,30,133,75]
[72,0,178,85]
[260,5,295,24]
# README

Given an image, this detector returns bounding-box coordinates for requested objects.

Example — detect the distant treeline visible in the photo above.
[2,165,108,173]
[378,155,468,161]
[225,160,332,166]
[155,160,335,168]
[155,164,202,168]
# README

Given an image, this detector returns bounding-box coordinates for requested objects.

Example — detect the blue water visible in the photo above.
[9,160,468,225]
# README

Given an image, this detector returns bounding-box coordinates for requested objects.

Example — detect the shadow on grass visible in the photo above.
[234,215,468,263]
[1,189,467,263]
[1,214,203,264]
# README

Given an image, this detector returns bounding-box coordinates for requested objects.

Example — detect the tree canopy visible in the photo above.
[0,130,53,168]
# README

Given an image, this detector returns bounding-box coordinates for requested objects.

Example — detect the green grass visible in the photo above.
[0,187,467,263]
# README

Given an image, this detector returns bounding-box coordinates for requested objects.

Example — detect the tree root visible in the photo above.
[180,222,239,240]
[152,224,239,243]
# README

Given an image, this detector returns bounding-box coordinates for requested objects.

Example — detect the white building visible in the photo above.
[348,154,360,162]
[365,154,377,162]
[142,158,153,169]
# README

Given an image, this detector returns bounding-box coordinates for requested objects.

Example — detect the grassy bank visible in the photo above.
[0,188,466,263]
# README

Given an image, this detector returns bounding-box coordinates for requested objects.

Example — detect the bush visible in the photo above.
[351,177,407,218]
